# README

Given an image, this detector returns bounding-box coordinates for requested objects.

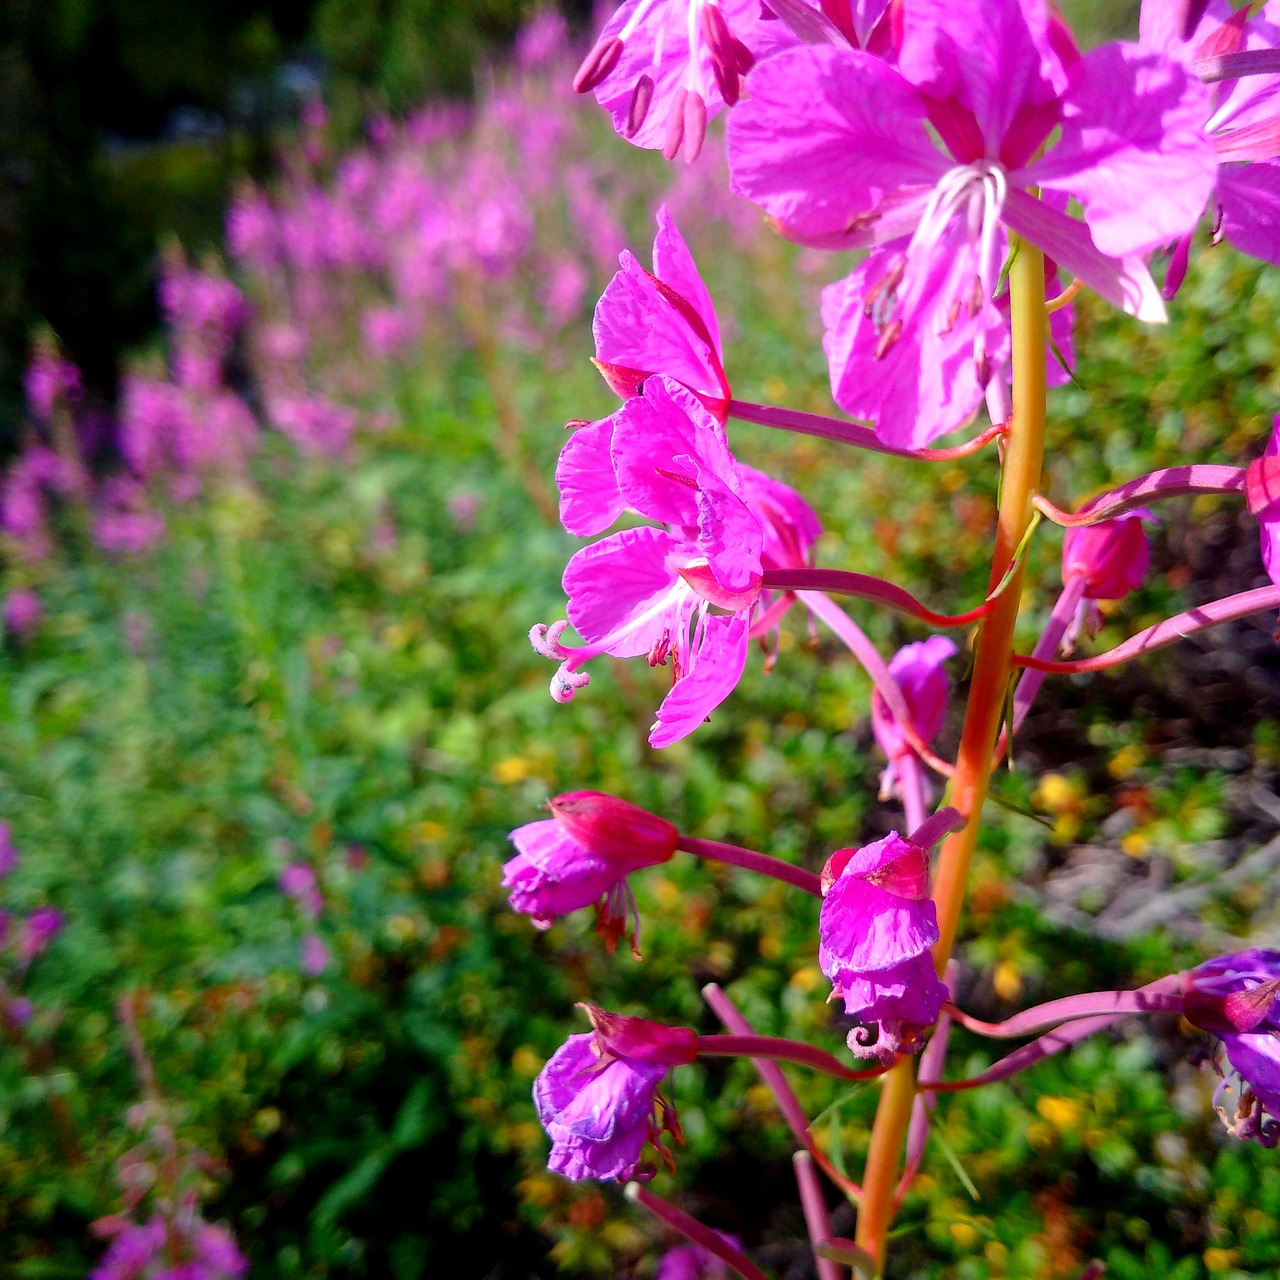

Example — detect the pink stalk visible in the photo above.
[773,569,992,628]
[995,576,1087,762]
[908,805,964,850]
[1014,586,1280,674]
[1193,48,1280,82]
[626,1185,771,1280]
[946,976,1184,1040]
[793,1152,843,1280]
[729,399,1005,461]
[701,984,863,1199]
[922,977,1184,1094]
[898,752,928,833]
[678,835,821,896]
[697,1033,892,1082]
[1033,465,1244,528]
[893,993,954,1212]
[798,589,956,778]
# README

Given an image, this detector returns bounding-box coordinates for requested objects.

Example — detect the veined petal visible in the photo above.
[564,526,689,657]
[1001,188,1167,322]
[1219,162,1280,267]
[693,462,763,595]
[899,0,1067,151]
[651,204,721,355]
[549,1057,667,1141]
[1025,43,1216,256]
[649,612,749,747]
[729,45,943,247]
[819,876,940,973]
[593,253,725,403]
[557,416,626,537]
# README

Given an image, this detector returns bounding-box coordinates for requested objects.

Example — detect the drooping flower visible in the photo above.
[819,832,947,1061]
[1140,0,1280,293]
[534,376,764,747]
[575,0,796,162]
[591,205,730,417]
[729,0,1216,446]
[533,1005,697,1181]
[1183,949,1280,1146]
[871,636,956,797]
[1061,510,1153,647]
[504,791,679,949]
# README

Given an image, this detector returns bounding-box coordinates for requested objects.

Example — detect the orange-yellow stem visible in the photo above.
[854,235,1048,1273]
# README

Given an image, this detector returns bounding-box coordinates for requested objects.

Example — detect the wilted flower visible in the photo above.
[534,1005,697,1181]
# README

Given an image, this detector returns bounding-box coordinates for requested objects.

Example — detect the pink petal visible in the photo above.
[819,876,939,973]
[1219,161,1280,266]
[649,613,749,748]
[557,417,626,537]
[1025,43,1216,257]
[1001,188,1167,322]
[563,527,689,657]
[651,204,721,355]
[693,461,763,596]
[729,45,942,248]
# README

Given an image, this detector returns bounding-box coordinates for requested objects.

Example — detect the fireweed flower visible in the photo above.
[1247,414,1280,584]
[575,0,796,162]
[1061,510,1153,646]
[819,832,947,1061]
[728,0,1216,447]
[591,205,730,417]
[1183,949,1280,1146]
[0,822,16,878]
[656,1233,742,1280]
[504,791,678,949]
[871,636,956,798]
[533,1005,697,1181]
[1140,0,1280,293]
[533,376,764,747]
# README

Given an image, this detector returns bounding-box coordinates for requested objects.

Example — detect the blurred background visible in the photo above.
[10,1,1280,1278]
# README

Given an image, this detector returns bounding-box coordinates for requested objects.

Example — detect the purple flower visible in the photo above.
[656,1234,741,1280]
[1247,415,1280,583]
[192,1223,249,1278]
[819,833,947,1061]
[533,1005,697,1182]
[1183,949,1280,1146]
[300,933,331,977]
[90,1217,167,1280]
[728,0,1216,446]
[871,637,956,795]
[1061,511,1153,648]
[0,822,17,878]
[4,590,42,640]
[279,862,323,919]
[592,206,730,417]
[576,0,796,162]
[534,375,764,747]
[504,791,678,948]
[18,906,64,963]
[24,351,81,419]
[1140,0,1280,292]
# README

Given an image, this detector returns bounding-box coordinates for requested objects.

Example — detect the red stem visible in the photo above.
[678,835,821,896]
[697,1033,892,1082]
[627,1185,771,1280]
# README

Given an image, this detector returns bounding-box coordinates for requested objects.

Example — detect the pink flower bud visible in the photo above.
[1062,513,1152,601]
[546,791,678,867]
[871,636,956,764]
[581,1003,699,1067]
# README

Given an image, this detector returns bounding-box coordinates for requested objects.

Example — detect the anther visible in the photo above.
[626,75,655,138]
[573,35,624,93]
[874,320,903,360]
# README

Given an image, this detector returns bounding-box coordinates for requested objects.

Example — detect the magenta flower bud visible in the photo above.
[1062,513,1152,601]
[871,636,957,766]
[533,1007,695,1182]
[1183,949,1280,1146]
[279,861,323,919]
[4,589,43,640]
[504,792,677,950]
[1248,419,1280,586]
[818,833,947,1061]
[18,906,64,963]
[301,933,331,977]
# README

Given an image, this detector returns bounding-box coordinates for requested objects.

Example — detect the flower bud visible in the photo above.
[871,636,956,777]
[581,1003,699,1067]
[1062,513,1152,601]
[547,791,678,866]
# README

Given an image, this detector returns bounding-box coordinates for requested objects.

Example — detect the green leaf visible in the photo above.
[931,1127,980,1202]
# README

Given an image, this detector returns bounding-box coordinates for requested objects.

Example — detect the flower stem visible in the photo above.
[678,835,821,896]
[855,235,1049,1269]
[697,1034,891,1082]
[626,1184,771,1280]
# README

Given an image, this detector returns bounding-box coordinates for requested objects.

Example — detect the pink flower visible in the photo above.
[301,933,331,976]
[279,862,323,919]
[18,906,64,963]
[4,589,42,640]
[505,791,678,948]
[534,376,763,747]
[534,1005,697,1182]
[871,636,956,795]
[24,351,81,419]
[728,0,1216,446]
[0,822,17,878]
[575,0,796,162]
[592,205,730,417]
[1062,513,1152,601]
[1140,0,1280,293]
[1247,414,1280,584]
[656,1235,741,1280]
[819,832,947,1060]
